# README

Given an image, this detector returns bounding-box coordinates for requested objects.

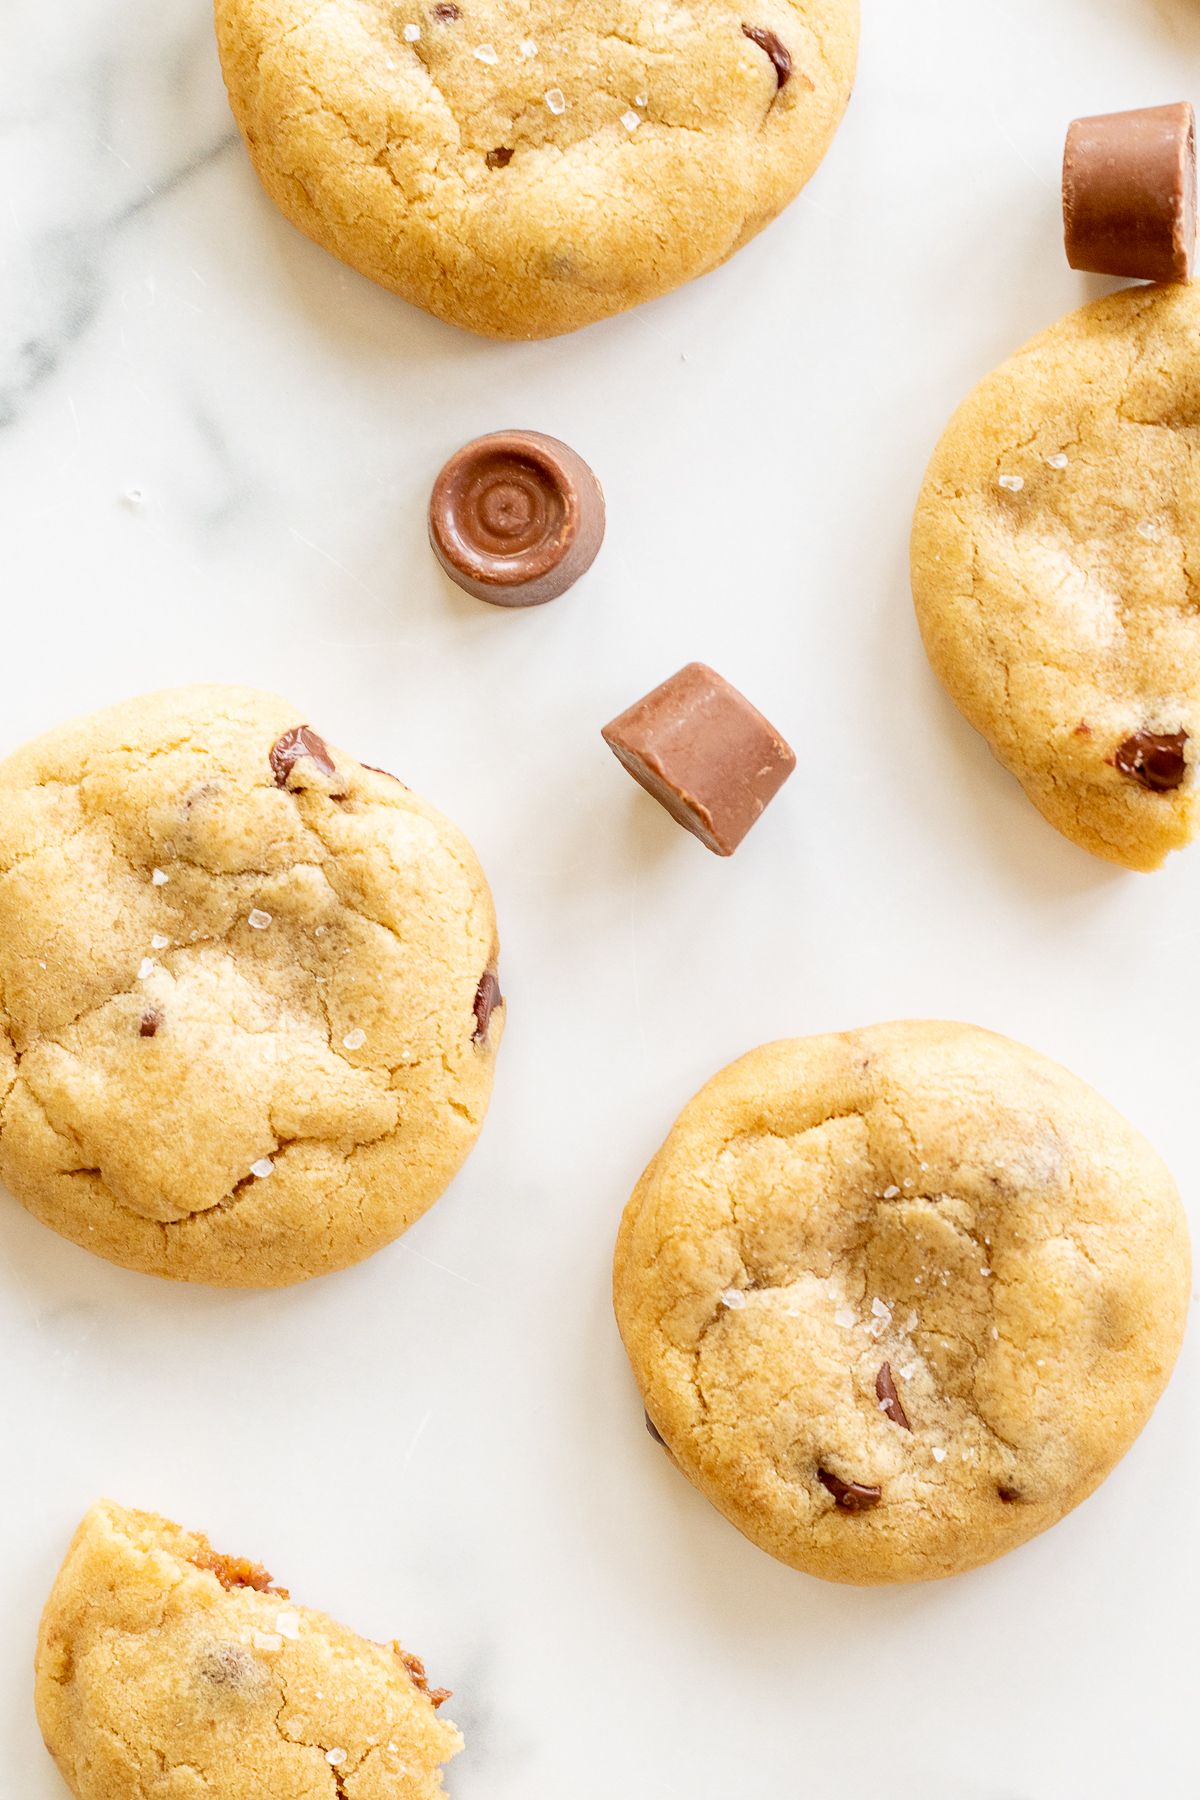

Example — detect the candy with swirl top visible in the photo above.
[429,431,605,607]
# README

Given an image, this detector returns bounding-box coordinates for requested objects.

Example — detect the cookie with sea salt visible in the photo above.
[36,1501,460,1799]
[613,1022,1189,1584]
[214,0,859,339]
[912,283,1200,871]
[0,685,503,1287]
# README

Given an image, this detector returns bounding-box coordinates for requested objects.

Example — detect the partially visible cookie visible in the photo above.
[214,1,860,339]
[614,1022,1189,1584]
[912,283,1200,871]
[36,1501,460,1799]
[0,686,503,1287]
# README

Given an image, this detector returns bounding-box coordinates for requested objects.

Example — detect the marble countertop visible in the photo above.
[2,2,1198,1795]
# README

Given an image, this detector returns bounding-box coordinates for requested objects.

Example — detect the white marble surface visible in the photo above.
[2,2,1199,1794]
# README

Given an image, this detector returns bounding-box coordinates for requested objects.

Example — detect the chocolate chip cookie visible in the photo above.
[215,1,859,338]
[613,1022,1189,1584]
[912,283,1200,871]
[36,1501,460,1799]
[0,686,503,1286]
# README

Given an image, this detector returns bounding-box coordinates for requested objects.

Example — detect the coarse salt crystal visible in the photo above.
[545,87,566,114]
[1137,519,1161,542]
[151,933,169,951]
[252,1631,282,1652]
[635,92,648,107]
[834,1306,856,1329]
[343,1028,367,1051]
[621,110,641,131]
[870,1297,890,1319]
[402,22,421,39]
[152,868,169,885]
[250,1158,275,1179]
[137,958,155,981]
[882,1184,899,1199]
[904,1310,918,1332]
[931,1446,947,1463]
[721,1288,746,1309]
[998,474,1024,493]
[520,37,538,56]
[991,1326,1000,1340]
[980,1266,991,1277]
[275,1611,300,1639]
[326,1749,347,1767]
[473,43,498,63]
[899,1362,918,1379]
[248,909,272,930]
[1046,452,1069,470]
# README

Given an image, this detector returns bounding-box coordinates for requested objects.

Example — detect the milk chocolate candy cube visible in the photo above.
[429,430,605,607]
[1063,102,1196,283]
[602,663,795,856]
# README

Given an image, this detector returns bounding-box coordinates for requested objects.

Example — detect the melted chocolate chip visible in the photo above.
[1112,729,1189,793]
[875,1362,911,1432]
[472,969,503,1042]
[644,1410,666,1446]
[361,762,405,785]
[741,23,792,89]
[818,1469,883,1513]
[197,1642,262,1689]
[269,725,340,790]
[486,146,514,169]
[432,2,460,17]
[139,1010,162,1039]
[997,1484,1024,1504]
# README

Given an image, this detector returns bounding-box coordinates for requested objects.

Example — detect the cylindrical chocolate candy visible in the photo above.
[1063,102,1196,284]
[429,430,605,607]
[602,663,795,857]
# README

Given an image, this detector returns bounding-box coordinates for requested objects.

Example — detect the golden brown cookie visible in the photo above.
[214,0,860,338]
[614,1022,1189,1584]
[0,685,503,1287]
[36,1502,460,1799]
[912,283,1200,871]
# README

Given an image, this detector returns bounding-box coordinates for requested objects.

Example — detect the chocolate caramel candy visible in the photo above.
[601,663,795,856]
[1063,103,1196,283]
[429,431,605,607]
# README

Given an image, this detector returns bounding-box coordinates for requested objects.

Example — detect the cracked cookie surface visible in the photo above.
[0,685,502,1287]
[214,0,859,338]
[613,1022,1189,1584]
[36,1501,461,1800]
[912,283,1200,871]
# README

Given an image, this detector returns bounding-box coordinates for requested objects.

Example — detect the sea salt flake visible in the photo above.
[151,933,169,951]
[621,109,641,131]
[1137,518,1161,542]
[248,909,272,930]
[998,474,1025,493]
[402,22,421,39]
[904,1310,918,1332]
[326,1749,347,1768]
[721,1288,746,1310]
[250,1158,275,1179]
[473,43,498,63]
[275,1611,300,1639]
[137,958,155,981]
[520,38,538,57]
[1046,452,1069,470]
[980,1266,991,1277]
[834,1306,856,1329]
[870,1297,891,1319]
[635,92,648,107]
[545,87,566,114]
[899,1362,918,1380]
[343,1028,367,1051]
[931,1446,947,1463]
[252,1631,282,1652]
[152,868,169,885]
[991,1326,1000,1340]
[882,1184,900,1199]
